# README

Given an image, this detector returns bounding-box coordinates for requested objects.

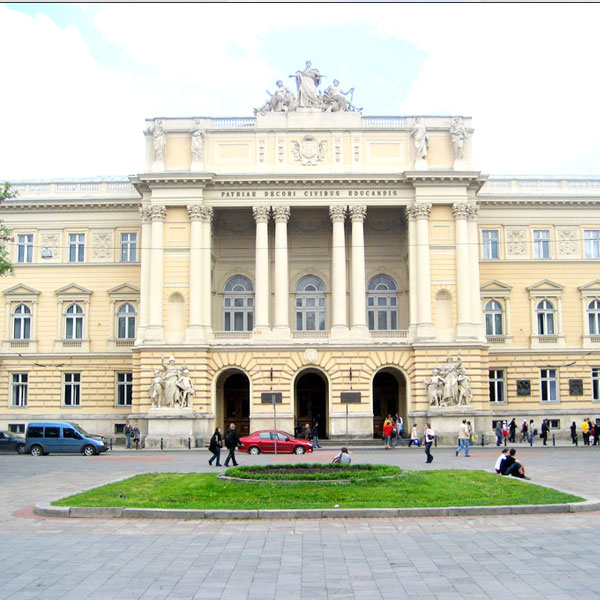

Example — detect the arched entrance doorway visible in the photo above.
[295,371,328,438]
[215,370,250,437]
[372,368,407,438]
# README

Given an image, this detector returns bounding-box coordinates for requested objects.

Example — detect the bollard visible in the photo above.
[481,434,485,447]
[529,435,533,447]
[575,435,578,447]
[434,437,437,447]
[188,437,191,450]
[552,433,555,447]
[160,437,163,451]
[110,438,113,451]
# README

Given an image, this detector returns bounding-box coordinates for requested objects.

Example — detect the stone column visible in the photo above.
[406,207,418,337]
[273,205,290,338]
[349,205,368,336]
[411,203,435,339]
[453,203,474,339]
[468,205,485,340]
[200,207,213,337]
[330,205,348,337]
[253,206,270,335]
[145,204,166,342]
[137,206,152,344]
[185,203,204,342]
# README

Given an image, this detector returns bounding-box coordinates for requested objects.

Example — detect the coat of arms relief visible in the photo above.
[292,135,327,166]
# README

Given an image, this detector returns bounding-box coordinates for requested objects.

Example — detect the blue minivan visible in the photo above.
[26,422,109,456]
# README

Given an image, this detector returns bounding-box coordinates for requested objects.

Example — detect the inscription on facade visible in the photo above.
[219,189,399,199]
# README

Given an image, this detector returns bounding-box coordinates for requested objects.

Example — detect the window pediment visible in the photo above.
[579,280,600,295]
[55,283,93,297]
[527,279,564,295]
[480,280,512,297]
[3,283,41,297]
[107,283,141,297]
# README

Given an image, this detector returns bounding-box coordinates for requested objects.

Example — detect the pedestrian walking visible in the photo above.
[395,414,404,447]
[424,423,435,463]
[528,420,536,444]
[570,421,578,445]
[383,418,393,449]
[508,418,517,443]
[519,420,528,443]
[456,419,471,457]
[124,420,132,449]
[312,421,322,449]
[133,423,141,450]
[208,426,222,466]
[304,422,312,441]
[408,424,419,447]
[540,419,550,446]
[495,421,503,446]
[582,418,590,446]
[223,423,240,467]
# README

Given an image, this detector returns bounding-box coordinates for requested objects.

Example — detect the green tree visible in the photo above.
[0,182,16,276]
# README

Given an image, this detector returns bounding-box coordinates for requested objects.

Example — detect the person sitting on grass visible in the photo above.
[494,448,510,474]
[503,448,530,480]
[331,447,351,464]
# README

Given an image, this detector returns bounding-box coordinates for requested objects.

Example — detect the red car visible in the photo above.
[238,430,313,455]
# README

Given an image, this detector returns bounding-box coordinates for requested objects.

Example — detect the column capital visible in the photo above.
[406,203,431,221]
[148,205,167,222]
[329,205,347,222]
[272,205,290,223]
[253,205,271,223]
[349,205,367,223]
[200,206,214,223]
[187,203,204,221]
[139,206,152,224]
[452,202,470,220]
[467,205,479,221]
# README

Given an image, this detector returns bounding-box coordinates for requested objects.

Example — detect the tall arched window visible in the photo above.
[536,299,555,335]
[367,275,398,330]
[12,304,31,340]
[295,275,325,331]
[224,276,254,331]
[65,303,84,339]
[484,300,503,336]
[588,299,600,334]
[117,303,136,339]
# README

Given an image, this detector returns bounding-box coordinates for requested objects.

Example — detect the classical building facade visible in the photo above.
[2,95,600,444]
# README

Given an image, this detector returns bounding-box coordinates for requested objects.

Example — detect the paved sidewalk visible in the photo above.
[1,445,600,599]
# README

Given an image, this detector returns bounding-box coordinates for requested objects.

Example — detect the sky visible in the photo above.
[1,2,600,180]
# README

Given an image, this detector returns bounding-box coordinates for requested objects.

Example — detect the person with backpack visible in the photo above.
[208,426,222,466]
[223,423,241,467]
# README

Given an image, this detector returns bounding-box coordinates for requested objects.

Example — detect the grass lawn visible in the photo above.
[53,468,583,510]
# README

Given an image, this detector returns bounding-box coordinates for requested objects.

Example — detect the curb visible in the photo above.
[34,498,600,520]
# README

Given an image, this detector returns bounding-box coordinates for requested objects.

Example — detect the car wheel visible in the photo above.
[16,443,26,455]
[30,444,44,457]
[294,446,306,455]
[248,446,261,456]
[82,444,97,456]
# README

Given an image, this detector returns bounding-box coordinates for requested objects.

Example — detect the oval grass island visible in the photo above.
[44,465,593,519]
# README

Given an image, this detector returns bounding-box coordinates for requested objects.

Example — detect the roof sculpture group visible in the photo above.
[255,61,362,115]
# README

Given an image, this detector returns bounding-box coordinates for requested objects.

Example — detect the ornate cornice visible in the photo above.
[0,201,140,212]
[329,205,347,222]
[349,205,367,223]
[252,205,270,223]
[272,205,290,223]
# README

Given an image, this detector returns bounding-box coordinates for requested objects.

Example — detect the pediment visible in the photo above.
[107,283,140,296]
[480,280,512,293]
[526,279,564,292]
[55,283,93,296]
[579,279,600,292]
[2,283,41,296]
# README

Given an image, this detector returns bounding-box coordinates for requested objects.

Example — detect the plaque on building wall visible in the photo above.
[516,380,531,396]
[261,392,282,404]
[569,379,583,396]
[341,392,361,403]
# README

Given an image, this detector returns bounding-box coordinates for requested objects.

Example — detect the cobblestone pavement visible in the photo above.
[1,444,600,599]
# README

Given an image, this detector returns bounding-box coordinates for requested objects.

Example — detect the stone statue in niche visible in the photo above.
[412,118,429,160]
[254,80,296,115]
[148,119,166,162]
[425,355,472,407]
[148,356,195,408]
[191,119,205,162]
[450,117,466,161]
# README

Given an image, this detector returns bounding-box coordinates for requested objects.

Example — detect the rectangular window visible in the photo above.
[584,230,600,259]
[482,230,499,259]
[533,229,550,259]
[489,369,505,403]
[120,232,137,262]
[10,373,28,407]
[9,424,25,434]
[16,234,34,263]
[540,369,557,402]
[593,368,600,402]
[64,372,81,406]
[68,233,85,263]
[116,372,133,406]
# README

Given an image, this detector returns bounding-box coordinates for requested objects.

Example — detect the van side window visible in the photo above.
[63,428,82,440]
[44,427,60,438]
[27,426,43,437]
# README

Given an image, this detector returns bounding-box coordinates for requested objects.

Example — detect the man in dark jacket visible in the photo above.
[224,423,240,467]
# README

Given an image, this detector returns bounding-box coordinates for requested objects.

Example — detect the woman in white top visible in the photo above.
[424,423,435,463]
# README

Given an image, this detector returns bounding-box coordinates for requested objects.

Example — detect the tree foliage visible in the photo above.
[0,182,16,276]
